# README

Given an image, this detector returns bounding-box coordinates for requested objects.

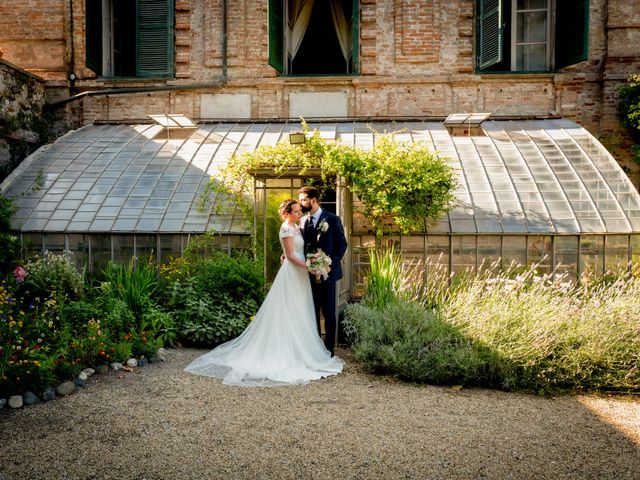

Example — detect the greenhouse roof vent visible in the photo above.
[148,114,197,139]
[444,112,491,136]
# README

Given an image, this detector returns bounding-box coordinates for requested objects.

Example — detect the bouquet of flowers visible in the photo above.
[306,249,332,282]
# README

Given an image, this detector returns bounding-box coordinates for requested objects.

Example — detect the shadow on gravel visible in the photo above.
[0,347,639,480]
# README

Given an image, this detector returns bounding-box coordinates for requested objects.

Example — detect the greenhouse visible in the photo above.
[2,118,640,300]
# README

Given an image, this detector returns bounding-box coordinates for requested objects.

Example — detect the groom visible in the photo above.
[299,186,348,357]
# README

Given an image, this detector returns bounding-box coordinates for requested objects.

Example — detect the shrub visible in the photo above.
[21,251,85,301]
[344,300,501,386]
[141,306,177,348]
[161,252,264,346]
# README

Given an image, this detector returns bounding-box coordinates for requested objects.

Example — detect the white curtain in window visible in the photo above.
[329,0,352,65]
[287,0,315,61]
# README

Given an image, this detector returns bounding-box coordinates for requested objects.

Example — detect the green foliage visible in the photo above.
[99,259,158,323]
[347,264,640,394]
[618,75,640,164]
[365,244,407,310]
[619,74,640,133]
[344,301,500,385]
[202,120,457,238]
[324,133,457,235]
[141,306,177,348]
[0,195,20,272]
[22,251,85,301]
[161,252,264,346]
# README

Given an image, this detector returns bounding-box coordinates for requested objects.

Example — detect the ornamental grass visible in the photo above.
[345,257,640,394]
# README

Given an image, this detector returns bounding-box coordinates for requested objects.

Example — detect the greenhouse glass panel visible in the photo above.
[631,235,640,265]
[426,235,449,281]
[502,236,526,269]
[160,235,183,264]
[477,235,501,272]
[527,235,552,274]
[21,233,43,259]
[452,236,476,275]
[580,235,604,281]
[605,235,629,272]
[555,236,578,283]
[230,235,252,255]
[90,235,112,274]
[351,235,376,298]
[44,233,65,254]
[67,234,89,269]
[136,235,158,263]
[113,235,135,264]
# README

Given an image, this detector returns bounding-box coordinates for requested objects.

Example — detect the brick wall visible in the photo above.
[0,0,639,176]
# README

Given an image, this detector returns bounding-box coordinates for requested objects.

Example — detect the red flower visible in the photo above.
[13,266,27,283]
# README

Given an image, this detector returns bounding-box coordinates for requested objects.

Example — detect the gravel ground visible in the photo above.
[1,347,639,480]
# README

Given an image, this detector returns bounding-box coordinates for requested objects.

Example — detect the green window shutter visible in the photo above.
[136,0,174,77]
[268,0,284,73]
[477,0,503,70]
[85,0,102,74]
[351,0,359,74]
[555,0,589,69]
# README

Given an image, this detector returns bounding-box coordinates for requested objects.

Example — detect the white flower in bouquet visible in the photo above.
[306,249,332,282]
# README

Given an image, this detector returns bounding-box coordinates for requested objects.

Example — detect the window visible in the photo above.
[85,0,174,78]
[268,0,359,75]
[477,0,589,72]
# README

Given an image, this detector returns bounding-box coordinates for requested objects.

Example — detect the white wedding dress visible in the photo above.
[184,222,344,386]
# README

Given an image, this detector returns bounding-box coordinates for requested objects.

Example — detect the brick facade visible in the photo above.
[1,0,639,179]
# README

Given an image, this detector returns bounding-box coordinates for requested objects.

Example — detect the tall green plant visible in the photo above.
[99,258,158,323]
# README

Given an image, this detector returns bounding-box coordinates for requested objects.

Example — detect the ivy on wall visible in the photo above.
[618,74,640,164]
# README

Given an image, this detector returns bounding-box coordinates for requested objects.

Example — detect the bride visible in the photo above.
[184,199,344,386]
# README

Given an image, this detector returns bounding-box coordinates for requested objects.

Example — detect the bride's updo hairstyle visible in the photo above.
[278,199,299,219]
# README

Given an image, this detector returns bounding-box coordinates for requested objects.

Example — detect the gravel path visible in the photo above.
[1,348,639,480]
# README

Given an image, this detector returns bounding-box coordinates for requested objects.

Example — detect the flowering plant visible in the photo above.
[13,266,27,283]
[306,249,332,282]
[317,219,329,233]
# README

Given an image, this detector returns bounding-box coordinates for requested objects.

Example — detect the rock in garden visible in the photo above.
[156,348,167,361]
[23,391,41,406]
[0,398,7,409]
[110,362,123,371]
[8,395,23,409]
[42,388,57,402]
[78,371,89,381]
[74,378,87,389]
[82,368,95,377]
[126,358,138,368]
[138,357,148,367]
[95,364,109,375]
[57,381,76,396]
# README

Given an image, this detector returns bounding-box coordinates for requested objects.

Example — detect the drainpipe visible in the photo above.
[68,0,77,95]
[222,0,228,80]
[46,0,230,112]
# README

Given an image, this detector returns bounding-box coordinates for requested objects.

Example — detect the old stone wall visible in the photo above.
[0,58,47,182]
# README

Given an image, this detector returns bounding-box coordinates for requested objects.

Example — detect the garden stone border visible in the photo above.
[0,348,166,410]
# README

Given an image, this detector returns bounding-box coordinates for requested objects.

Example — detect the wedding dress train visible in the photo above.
[184,222,344,386]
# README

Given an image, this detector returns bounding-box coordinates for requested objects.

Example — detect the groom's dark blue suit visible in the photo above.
[302,210,348,355]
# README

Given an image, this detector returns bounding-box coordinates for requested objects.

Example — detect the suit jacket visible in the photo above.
[302,210,348,282]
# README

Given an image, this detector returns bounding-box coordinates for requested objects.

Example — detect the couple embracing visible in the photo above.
[185,186,348,387]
